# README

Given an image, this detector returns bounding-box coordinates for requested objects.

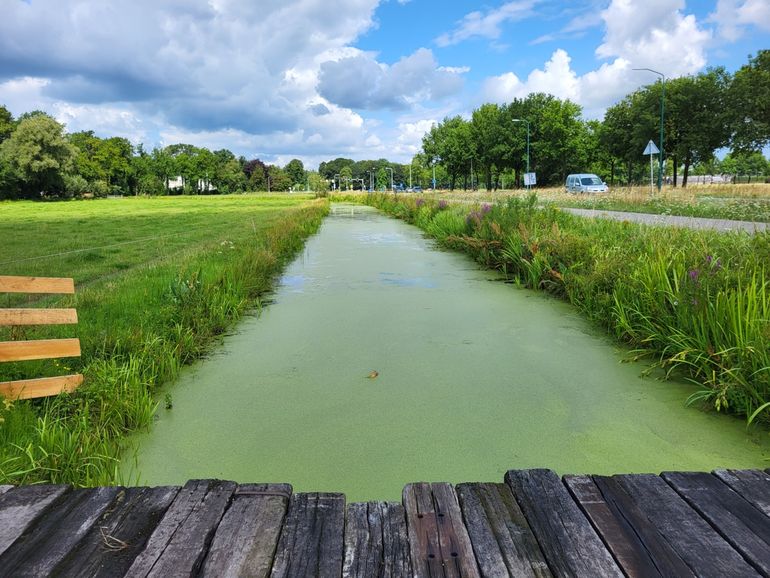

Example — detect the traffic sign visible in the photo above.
[643,140,660,155]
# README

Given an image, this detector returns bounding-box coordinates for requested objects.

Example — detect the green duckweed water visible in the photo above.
[128,204,770,501]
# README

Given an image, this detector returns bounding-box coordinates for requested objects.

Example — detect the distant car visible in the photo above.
[412,186,423,193]
[566,174,608,194]
[393,183,405,192]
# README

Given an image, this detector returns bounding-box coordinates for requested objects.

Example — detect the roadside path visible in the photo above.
[562,207,768,233]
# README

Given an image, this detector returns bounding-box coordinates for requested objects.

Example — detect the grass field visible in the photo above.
[0,194,328,486]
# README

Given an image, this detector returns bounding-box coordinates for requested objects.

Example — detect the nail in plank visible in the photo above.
[403,482,480,578]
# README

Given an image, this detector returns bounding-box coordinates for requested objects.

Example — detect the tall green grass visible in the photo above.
[364,192,770,423]
[1,195,328,485]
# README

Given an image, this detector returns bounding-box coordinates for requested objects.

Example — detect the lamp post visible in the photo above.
[386,167,394,192]
[432,163,436,191]
[633,68,665,191]
[511,118,530,189]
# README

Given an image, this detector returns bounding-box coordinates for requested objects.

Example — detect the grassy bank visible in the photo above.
[361,192,770,423]
[0,195,328,485]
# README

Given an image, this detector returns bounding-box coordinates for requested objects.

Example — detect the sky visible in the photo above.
[0,0,767,169]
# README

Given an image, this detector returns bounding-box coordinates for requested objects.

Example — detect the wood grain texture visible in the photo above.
[456,482,551,578]
[0,373,83,400]
[0,486,11,495]
[566,475,693,578]
[125,479,236,578]
[201,483,291,578]
[0,308,78,326]
[0,276,75,294]
[663,471,770,576]
[403,482,480,578]
[505,469,622,578]
[270,492,346,578]
[343,501,411,578]
[714,469,770,517]
[0,484,70,557]
[615,473,759,578]
[0,486,121,578]
[51,486,180,578]
[0,338,81,362]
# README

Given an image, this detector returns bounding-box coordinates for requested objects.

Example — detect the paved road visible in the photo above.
[562,207,768,233]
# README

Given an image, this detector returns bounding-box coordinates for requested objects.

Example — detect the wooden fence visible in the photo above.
[0,276,82,400]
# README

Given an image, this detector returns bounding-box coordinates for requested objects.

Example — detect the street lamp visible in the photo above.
[512,118,530,189]
[385,167,394,192]
[633,68,665,191]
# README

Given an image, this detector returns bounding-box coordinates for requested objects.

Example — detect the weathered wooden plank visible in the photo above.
[456,482,551,578]
[343,501,411,578]
[270,492,346,578]
[125,479,236,578]
[0,373,83,400]
[0,338,81,362]
[0,308,78,326]
[403,482,480,578]
[0,484,70,557]
[0,486,11,495]
[0,275,75,294]
[715,469,770,517]
[201,483,291,578]
[566,475,694,578]
[0,486,121,577]
[51,486,180,578]
[663,471,770,576]
[505,469,622,578]
[615,473,759,578]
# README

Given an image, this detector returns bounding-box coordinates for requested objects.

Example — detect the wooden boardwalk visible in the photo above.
[1,469,769,577]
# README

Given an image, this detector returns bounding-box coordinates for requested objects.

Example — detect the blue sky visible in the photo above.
[0,0,767,168]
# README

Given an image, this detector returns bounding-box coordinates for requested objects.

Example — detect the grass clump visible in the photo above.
[1,195,328,486]
[364,192,770,423]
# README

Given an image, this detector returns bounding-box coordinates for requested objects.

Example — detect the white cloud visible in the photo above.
[317,48,465,110]
[596,0,710,77]
[435,0,539,47]
[710,0,770,41]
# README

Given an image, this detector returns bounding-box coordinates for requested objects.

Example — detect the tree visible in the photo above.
[0,114,77,198]
[730,50,770,152]
[284,159,305,186]
[339,166,353,190]
[0,105,14,144]
[267,165,291,191]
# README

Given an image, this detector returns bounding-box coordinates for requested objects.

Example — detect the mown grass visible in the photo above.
[362,192,770,424]
[0,194,328,485]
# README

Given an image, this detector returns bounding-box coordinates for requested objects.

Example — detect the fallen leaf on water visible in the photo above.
[367,370,379,379]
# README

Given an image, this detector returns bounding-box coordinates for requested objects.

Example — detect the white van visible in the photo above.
[566,174,608,194]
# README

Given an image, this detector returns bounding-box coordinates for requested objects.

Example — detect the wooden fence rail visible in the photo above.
[0,276,82,400]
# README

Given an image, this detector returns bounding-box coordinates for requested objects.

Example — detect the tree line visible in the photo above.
[421,50,769,189]
[0,109,311,199]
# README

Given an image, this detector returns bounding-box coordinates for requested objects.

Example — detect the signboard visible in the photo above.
[524,172,537,186]
[643,140,660,155]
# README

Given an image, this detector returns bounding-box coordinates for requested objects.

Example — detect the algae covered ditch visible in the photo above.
[130,204,770,501]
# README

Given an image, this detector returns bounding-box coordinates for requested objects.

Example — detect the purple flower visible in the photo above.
[415,198,425,208]
[481,203,492,214]
[688,269,700,282]
[466,210,481,226]
[438,200,448,210]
